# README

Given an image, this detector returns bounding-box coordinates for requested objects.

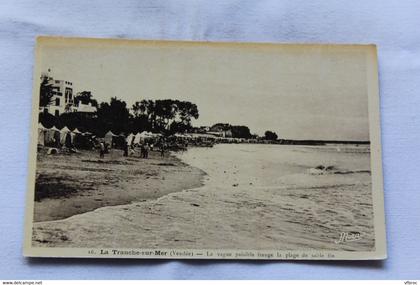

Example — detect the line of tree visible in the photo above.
[132,99,199,132]
[210,123,280,140]
[39,81,278,140]
[210,123,253,139]
[39,97,200,137]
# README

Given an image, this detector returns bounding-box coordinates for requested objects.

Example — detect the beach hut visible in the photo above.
[139,131,150,139]
[137,131,153,144]
[73,129,94,149]
[37,123,47,146]
[126,133,135,146]
[104,131,116,147]
[44,126,61,146]
[149,132,162,138]
[133,132,142,145]
[60,126,72,146]
[112,133,126,149]
[70,128,83,147]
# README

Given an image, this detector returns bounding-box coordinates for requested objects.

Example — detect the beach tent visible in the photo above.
[70,128,83,147]
[140,131,162,139]
[149,132,162,138]
[175,133,187,138]
[37,123,46,145]
[135,131,153,144]
[73,130,94,149]
[126,133,135,146]
[133,132,142,145]
[72,128,82,134]
[104,131,116,147]
[112,133,127,149]
[139,131,151,138]
[45,126,61,146]
[60,126,72,146]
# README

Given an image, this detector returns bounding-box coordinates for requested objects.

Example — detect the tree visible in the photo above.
[128,114,151,133]
[96,97,130,135]
[132,101,143,117]
[169,121,189,135]
[231,125,252,138]
[74,91,98,107]
[210,123,252,138]
[39,77,54,107]
[39,111,58,128]
[58,112,99,133]
[133,99,156,129]
[264,130,278,141]
[154,99,177,130]
[177,101,199,126]
[132,99,199,133]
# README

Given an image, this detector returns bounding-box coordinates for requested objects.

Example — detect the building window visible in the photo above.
[55,98,60,106]
[55,110,59,116]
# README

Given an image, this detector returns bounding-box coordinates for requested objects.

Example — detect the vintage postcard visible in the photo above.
[24,37,386,259]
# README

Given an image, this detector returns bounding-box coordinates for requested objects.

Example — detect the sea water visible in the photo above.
[176,143,371,189]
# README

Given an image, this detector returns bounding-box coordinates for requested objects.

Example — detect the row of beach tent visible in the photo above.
[37,123,92,146]
[38,122,246,149]
[125,131,162,146]
[38,123,163,148]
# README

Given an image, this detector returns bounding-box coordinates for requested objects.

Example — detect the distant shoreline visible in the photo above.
[207,139,370,146]
[277,139,370,145]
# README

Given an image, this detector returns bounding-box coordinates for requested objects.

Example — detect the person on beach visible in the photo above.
[129,144,135,156]
[144,143,150,159]
[99,141,105,158]
[160,142,166,157]
[123,140,128,157]
[140,143,145,158]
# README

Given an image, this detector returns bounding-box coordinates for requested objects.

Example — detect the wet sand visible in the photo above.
[33,149,205,222]
[32,144,375,251]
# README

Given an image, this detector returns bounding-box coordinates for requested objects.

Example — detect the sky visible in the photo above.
[38,39,373,141]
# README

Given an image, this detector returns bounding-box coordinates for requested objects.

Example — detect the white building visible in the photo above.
[39,71,73,116]
[71,101,97,113]
[39,70,96,116]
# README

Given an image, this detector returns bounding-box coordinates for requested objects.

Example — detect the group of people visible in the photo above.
[139,143,150,158]
[100,140,167,159]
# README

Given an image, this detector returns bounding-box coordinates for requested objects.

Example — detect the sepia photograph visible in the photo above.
[24,37,385,259]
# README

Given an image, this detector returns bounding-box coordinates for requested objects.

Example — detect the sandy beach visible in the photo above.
[32,144,374,251]
[33,148,205,222]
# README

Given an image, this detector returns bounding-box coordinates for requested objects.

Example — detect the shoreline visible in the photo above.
[32,144,374,251]
[33,148,206,222]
